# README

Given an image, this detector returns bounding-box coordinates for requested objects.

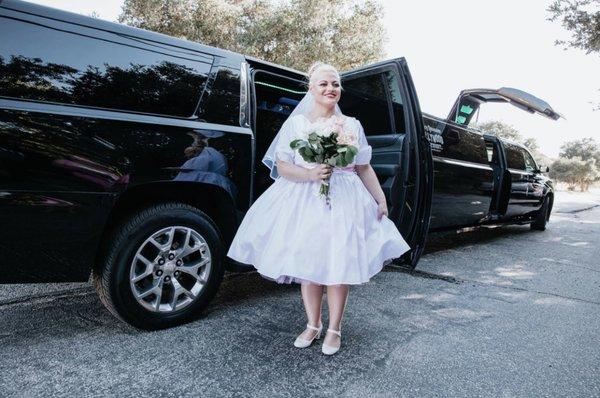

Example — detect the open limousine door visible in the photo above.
[449,87,564,125]
[340,58,433,268]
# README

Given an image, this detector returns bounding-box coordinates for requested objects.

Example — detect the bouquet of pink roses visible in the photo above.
[290,117,359,208]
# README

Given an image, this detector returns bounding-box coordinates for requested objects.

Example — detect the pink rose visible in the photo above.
[337,131,358,146]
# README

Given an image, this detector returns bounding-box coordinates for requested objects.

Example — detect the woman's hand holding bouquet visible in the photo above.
[290,117,359,209]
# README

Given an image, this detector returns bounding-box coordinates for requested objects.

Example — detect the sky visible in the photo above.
[23,0,600,158]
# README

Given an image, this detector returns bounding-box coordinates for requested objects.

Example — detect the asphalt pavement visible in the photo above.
[0,191,598,397]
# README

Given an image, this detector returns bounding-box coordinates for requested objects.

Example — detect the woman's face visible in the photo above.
[309,70,341,108]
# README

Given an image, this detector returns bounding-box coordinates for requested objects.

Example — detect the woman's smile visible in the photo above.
[312,69,341,104]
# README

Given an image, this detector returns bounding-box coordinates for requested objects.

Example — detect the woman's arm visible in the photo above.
[276,157,331,182]
[276,158,310,182]
[356,164,388,219]
[356,164,385,204]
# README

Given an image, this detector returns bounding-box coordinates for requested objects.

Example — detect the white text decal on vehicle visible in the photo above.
[424,124,444,152]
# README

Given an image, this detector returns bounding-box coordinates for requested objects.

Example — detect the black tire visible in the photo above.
[531,195,550,231]
[92,203,224,330]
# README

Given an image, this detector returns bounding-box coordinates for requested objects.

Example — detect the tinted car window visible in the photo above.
[340,71,396,136]
[454,97,479,126]
[252,71,306,195]
[521,147,537,172]
[441,126,489,164]
[383,71,406,135]
[198,66,240,125]
[0,17,211,117]
[505,143,526,170]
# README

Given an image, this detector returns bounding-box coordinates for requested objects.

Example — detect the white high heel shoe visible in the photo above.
[293,323,323,348]
[321,329,342,355]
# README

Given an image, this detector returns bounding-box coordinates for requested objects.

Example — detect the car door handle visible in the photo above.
[445,129,460,143]
[372,164,400,176]
[368,134,401,148]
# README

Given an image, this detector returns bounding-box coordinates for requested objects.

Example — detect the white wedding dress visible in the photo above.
[226,114,411,285]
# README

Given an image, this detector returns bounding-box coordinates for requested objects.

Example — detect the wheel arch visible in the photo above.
[94,181,239,274]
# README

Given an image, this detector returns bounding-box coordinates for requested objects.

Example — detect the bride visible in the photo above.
[227,61,410,355]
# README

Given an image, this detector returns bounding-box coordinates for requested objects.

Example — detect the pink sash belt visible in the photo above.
[332,165,356,174]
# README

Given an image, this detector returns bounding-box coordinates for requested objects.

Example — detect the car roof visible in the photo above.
[1,0,245,68]
[245,55,307,77]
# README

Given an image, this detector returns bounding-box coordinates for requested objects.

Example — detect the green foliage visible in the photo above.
[552,137,600,190]
[548,1,600,109]
[550,156,599,191]
[119,0,387,71]
[476,120,523,142]
[523,137,539,152]
[290,132,358,167]
[559,137,600,163]
[475,121,551,167]
[548,0,600,54]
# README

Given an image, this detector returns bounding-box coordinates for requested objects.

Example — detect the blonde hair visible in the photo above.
[307,61,342,89]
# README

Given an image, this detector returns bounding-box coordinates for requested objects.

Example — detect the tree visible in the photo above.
[118,0,387,71]
[550,156,599,191]
[559,137,600,163]
[523,137,539,152]
[475,121,552,165]
[548,0,600,54]
[552,137,600,190]
[523,137,554,168]
[548,1,600,109]
[476,120,523,142]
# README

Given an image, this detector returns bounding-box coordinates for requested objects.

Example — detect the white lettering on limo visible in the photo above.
[424,124,444,152]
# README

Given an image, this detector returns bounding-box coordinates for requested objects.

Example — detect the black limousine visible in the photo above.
[0,0,560,328]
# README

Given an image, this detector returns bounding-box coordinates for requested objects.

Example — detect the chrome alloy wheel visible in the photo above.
[129,226,211,313]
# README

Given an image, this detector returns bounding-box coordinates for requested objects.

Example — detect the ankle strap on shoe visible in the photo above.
[307,323,322,331]
[327,328,341,337]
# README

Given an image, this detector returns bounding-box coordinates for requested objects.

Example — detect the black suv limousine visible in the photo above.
[424,87,560,233]
[0,0,560,329]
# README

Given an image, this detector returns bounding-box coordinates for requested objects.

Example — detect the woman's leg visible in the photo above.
[324,284,349,347]
[299,282,324,339]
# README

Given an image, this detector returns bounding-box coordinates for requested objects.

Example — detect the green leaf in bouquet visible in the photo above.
[337,147,347,153]
[300,146,315,158]
[297,148,308,161]
[344,148,354,164]
[346,145,358,156]
[290,139,308,149]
